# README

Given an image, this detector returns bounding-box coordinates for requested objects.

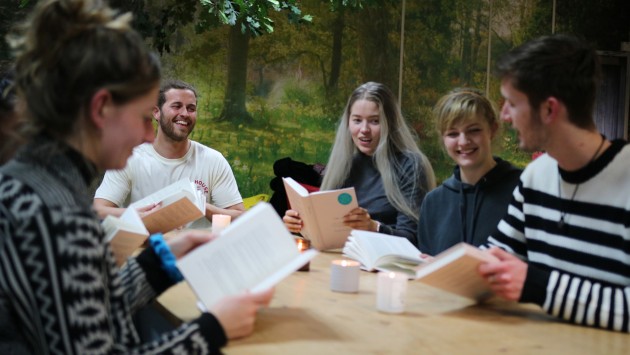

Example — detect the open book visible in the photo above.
[102,208,149,266]
[342,230,425,279]
[129,179,206,234]
[415,243,498,301]
[177,202,318,310]
[283,177,358,250]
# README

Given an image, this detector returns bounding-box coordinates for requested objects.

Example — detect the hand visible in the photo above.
[343,207,376,231]
[166,229,216,259]
[137,202,162,217]
[478,247,528,301]
[210,288,275,340]
[283,209,303,233]
[419,253,434,262]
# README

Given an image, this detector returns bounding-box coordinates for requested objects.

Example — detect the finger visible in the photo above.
[488,247,514,260]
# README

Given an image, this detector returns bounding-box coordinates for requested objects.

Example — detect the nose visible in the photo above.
[178,107,189,118]
[359,121,370,133]
[458,132,469,145]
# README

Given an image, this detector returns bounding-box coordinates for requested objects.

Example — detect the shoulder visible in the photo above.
[123,143,155,168]
[517,153,556,189]
[489,157,523,183]
[190,141,226,160]
[132,142,154,157]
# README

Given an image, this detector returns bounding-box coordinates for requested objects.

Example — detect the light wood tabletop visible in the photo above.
[158,251,630,354]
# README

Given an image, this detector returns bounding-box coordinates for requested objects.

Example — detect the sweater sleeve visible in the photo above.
[521,265,630,332]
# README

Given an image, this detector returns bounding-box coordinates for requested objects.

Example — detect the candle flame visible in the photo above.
[341,260,348,267]
[388,272,396,278]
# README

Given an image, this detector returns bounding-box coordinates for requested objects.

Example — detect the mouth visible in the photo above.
[174,119,190,128]
[457,148,478,156]
[358,137,372,145]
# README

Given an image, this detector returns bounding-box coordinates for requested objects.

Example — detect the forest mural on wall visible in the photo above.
[1,0,629,197]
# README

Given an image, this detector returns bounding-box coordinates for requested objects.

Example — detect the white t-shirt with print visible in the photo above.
[95,141,242,228]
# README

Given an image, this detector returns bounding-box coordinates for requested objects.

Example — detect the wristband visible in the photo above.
[149,233,184,283]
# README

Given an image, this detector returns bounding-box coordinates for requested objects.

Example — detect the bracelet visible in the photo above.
[149,233,184,283]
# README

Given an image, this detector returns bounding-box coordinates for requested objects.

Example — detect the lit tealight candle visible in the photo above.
[296,238,311,271]
[376,271,407,313]
[212,214,231,234]
[330,259,360,293]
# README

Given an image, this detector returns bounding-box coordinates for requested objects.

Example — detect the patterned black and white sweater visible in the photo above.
[0,136,226,354]
[486,139,630,332]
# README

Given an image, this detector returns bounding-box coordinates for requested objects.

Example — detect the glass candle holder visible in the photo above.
[296,237,311,271]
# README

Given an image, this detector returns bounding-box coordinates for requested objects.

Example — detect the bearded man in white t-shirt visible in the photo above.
[94,80,244,228]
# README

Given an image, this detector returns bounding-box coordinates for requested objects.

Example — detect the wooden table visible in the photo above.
[158,251,630,354]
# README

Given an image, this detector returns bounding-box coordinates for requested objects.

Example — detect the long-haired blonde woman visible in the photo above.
[284,82,435,243]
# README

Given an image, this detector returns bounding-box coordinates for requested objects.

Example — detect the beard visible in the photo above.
[158,112,195,142]
[516,108,546,153]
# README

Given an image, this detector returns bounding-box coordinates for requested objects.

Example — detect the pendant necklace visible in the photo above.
[557,136,606,229]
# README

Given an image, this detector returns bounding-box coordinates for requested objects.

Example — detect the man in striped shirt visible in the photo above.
[478,34,630,332]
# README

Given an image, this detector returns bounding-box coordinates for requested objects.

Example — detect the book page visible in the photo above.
[119,206,148,234]
[343,230,423,271]
[177,202,318,309]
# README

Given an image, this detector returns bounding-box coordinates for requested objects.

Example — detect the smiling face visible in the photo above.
[500,79,546,152]
[348,99,381,156]
[99,85,159,170]
[442,116,496,174]
[156,88,197,142]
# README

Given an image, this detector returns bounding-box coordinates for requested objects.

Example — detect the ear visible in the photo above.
[152,105,160,122]
[89,89,112,130]
[541,97,561,125]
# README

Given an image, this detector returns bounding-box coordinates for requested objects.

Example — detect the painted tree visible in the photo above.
[200,1,311,122]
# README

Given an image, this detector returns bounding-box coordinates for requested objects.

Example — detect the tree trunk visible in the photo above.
[326,9,345,96]
[357,6,396,90]
[218,22,252,122]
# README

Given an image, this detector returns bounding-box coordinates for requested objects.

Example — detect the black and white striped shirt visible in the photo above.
[487,139,630,332]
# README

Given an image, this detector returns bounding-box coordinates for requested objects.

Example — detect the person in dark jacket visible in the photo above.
[417,89,521,255]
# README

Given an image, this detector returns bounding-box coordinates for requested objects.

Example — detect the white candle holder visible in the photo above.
[376,271,407,313]
[330,259,360,293]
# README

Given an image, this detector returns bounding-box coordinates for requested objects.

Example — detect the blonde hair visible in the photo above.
[433,88,499,137]
[321,82,436,222]
[8,0,160,140]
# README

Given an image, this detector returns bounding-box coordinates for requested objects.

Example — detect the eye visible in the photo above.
[370,118,380,125]
[445,132,459,138]
[187,106,197,113]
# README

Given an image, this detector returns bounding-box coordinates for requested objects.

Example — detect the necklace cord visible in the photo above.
[557,135,606,228]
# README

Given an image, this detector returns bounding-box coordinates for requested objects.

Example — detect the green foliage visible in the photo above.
[200,0,312,36]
